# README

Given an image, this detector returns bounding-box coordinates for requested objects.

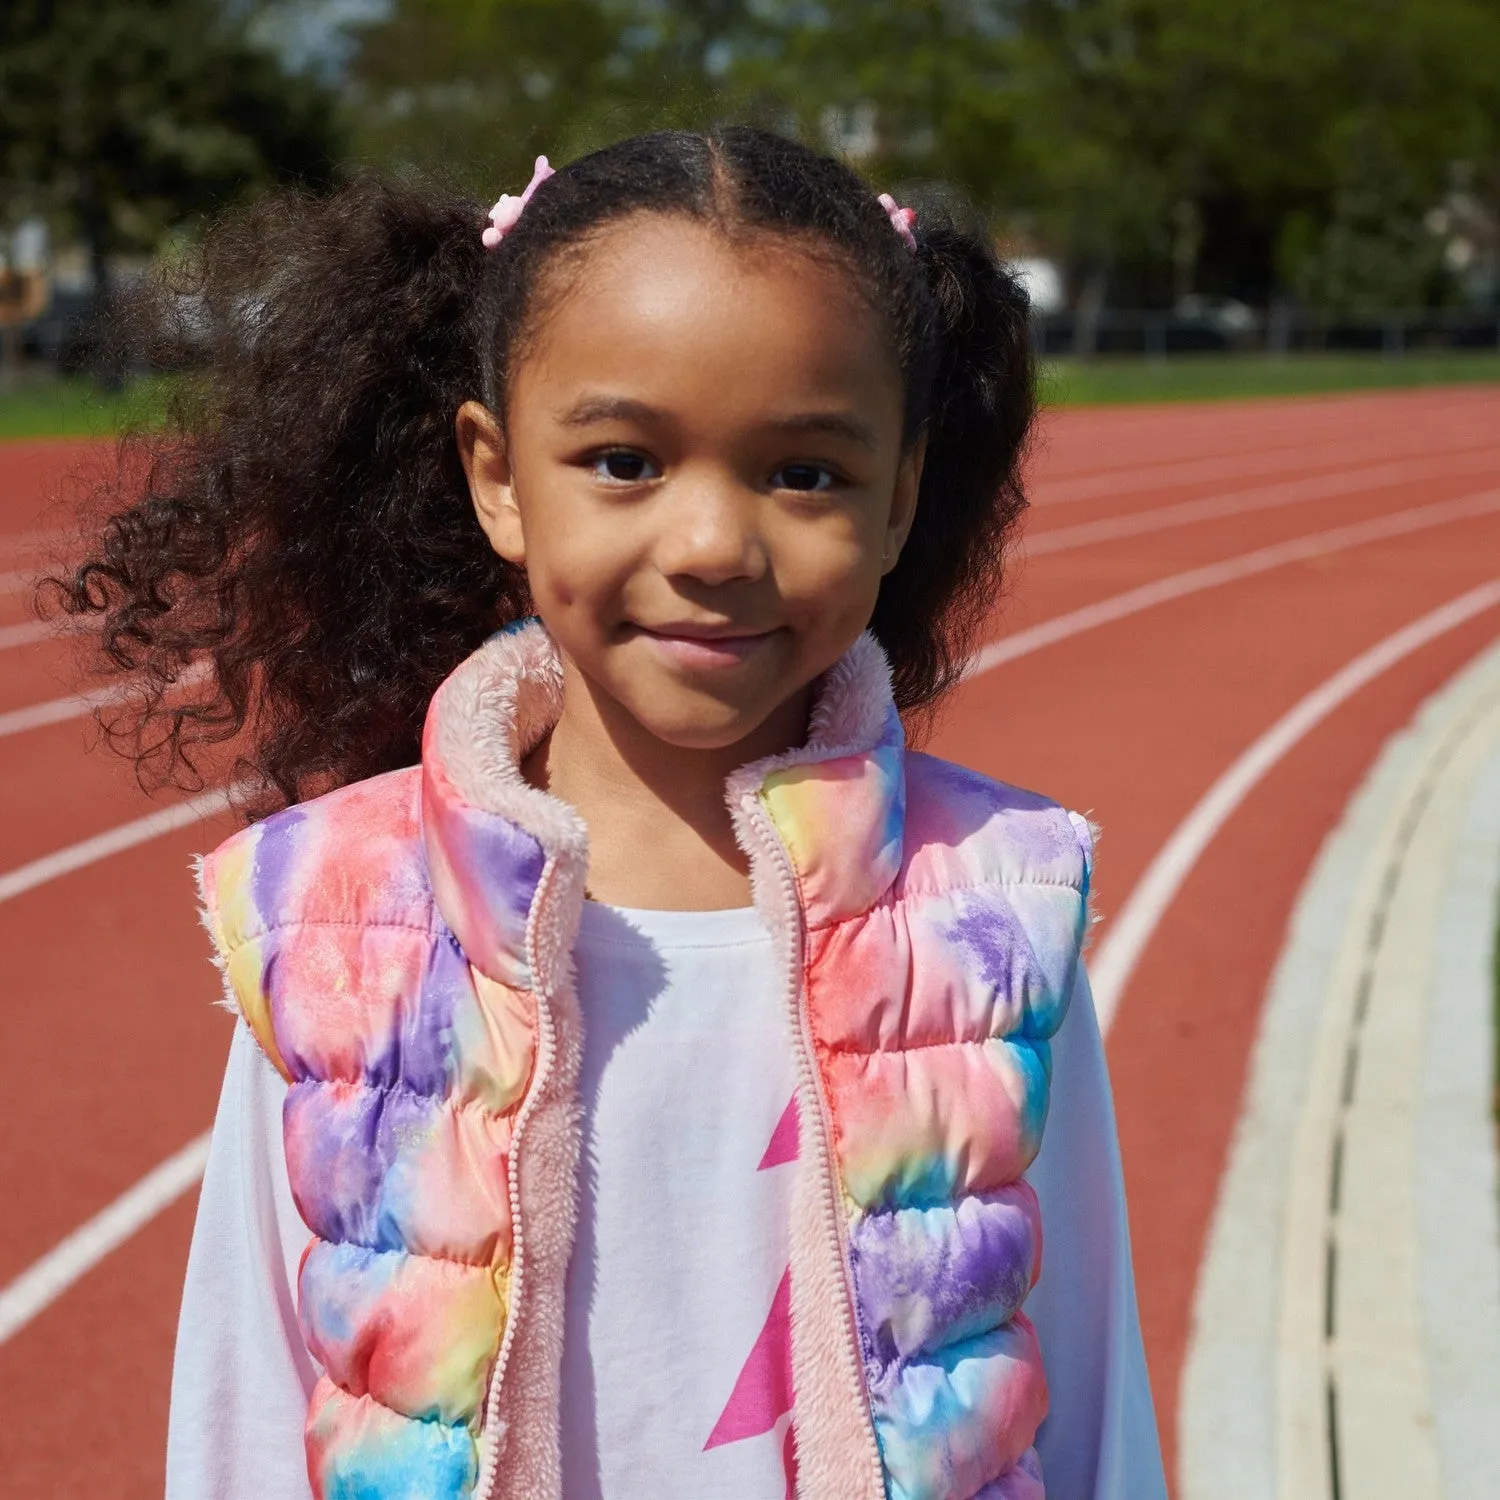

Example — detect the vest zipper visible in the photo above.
[473,876,562,1500]
[741,789,885,1498]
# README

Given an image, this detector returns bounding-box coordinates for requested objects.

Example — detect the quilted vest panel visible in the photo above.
[199,624,1091,1500]
[762,741,1090,1500]
[201,768,540,1498]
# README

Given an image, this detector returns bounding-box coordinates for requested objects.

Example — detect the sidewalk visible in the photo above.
[1179,638,1500,1500]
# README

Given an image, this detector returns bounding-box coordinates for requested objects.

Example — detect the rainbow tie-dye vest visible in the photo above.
[199,622,1091,1500]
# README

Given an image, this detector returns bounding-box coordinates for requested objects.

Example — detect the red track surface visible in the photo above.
[2,388,1498,1496]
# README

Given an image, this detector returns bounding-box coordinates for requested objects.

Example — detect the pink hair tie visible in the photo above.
[877,192,918,252]
[482,156,556,249]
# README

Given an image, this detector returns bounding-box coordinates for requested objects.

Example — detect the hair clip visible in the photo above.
[482,156,556,249]
[877,192,918,252]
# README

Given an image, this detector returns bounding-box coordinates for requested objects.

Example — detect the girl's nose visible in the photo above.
[654,479,769,586]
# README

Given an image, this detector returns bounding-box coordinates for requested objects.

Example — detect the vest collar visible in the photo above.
[420,619,905,988]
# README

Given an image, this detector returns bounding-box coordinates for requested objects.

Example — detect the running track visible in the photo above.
[2,388,1498,1496]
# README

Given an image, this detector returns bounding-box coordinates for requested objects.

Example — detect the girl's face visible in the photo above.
[458,213,920,755]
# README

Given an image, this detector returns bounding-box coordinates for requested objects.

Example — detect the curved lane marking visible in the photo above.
[1025,446,1500,556]
[0,619,55,652]
[0,1133,212,1346]
[0,528,73,558]
[0,682,136,738]
[1178,638,1500,1500]
[1085,579,1500,1034]
[1030,421,1492,507]
[0,785,236,906]
[0,660,212,738]
[0,784,239,1347]
[971,487,1500,675]
[6,485,1500,1347]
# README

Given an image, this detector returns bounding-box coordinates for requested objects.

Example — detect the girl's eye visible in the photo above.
[590,450,659,483]
[773,463,836,493]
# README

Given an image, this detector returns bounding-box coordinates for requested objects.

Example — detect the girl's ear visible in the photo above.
[456,400,526,567]
[883,432,926,576]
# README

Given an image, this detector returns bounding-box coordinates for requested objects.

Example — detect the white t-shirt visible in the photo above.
[165,905,1165,1500]
[560,902,797,1497]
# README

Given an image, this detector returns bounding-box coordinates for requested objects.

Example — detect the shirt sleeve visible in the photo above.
[165,1019,318,1500]
[1027,963,1169,1499]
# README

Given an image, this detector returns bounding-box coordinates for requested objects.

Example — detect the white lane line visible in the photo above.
[0,682,133,738]
[0,527,72,558]
[1025,446,1500,556]
[1086,579,1500,1034]
[0,785,236,906]
[6,474,1497,1346]
[0,660,211,739]
[0,1133,211,1346]
[1031,394,1481,481]
[971,487,1500,675]
[0,619,53,652]
[1177,638,1500,1500]
[0,784,240,1346]
[1030,421,1489,505]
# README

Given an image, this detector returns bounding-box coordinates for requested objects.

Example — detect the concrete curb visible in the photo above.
[1416,708,1500,1496]
[1179,636,1500,1500]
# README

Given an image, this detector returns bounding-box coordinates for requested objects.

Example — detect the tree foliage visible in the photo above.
[348,0,1500,308]
[0,0,340,283]
[4,0,1497,310]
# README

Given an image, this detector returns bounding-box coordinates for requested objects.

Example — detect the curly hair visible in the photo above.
[45,126,1035,816]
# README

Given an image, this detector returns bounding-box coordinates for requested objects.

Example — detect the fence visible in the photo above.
[1033,306,1500,358]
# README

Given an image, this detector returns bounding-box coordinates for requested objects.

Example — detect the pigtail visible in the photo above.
[45,177,528,815]
[44,128,1037,807]
[870,217,1036,719]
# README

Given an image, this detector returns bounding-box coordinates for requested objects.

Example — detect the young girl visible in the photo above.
[62,127,1164,1500]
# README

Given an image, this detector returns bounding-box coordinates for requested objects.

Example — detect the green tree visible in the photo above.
[0,0,340,299]
[353,0,653,193]
[342,0,1500,308]
[999,0,1500,305]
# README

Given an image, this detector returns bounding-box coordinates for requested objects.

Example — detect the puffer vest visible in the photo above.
[199,621,1091,1500]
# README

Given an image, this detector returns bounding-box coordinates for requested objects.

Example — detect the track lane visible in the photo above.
[0,721,215,874]
[933,509,1500,1487]
[1004,476,1500,636]
[3,390,1499,1495]
[0,826,236,1287]
[0,1196,197,1499]
[1027,417,1500,513]
[1026,387,1498,481]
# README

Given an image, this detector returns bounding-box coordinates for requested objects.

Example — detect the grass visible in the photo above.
[1,351,1500,439]
[1042,349,1500,406]
[0,376,173,441]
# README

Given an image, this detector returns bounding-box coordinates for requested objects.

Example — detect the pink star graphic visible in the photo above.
[703,1096,800,1495]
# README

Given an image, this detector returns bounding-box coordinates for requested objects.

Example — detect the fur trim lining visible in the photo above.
[1067,810,1103,950]
[421,623,589,1500]
[422,622,590,994]
[724,630,897,810]
[192,851,239,1019]
[432,622,900,1500]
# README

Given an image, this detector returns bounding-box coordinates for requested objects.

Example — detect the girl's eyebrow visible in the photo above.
[556,394,878,451]
[557,395,662,429]
[771,411,880,451]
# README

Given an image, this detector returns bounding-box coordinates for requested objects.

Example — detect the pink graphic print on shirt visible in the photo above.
[705,1096,799,1496]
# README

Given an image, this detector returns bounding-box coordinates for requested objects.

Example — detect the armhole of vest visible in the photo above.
[193,850,236,1015]
[194,847,293,1081]
[1065,810,1099,955]
[1065,809,1097,885]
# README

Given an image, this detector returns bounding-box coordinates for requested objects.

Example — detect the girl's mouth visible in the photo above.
[633,622,777,668]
